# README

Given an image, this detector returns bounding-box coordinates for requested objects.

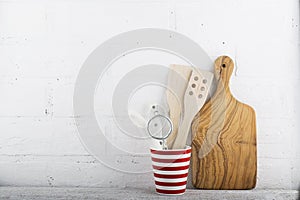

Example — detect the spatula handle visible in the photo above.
[172,116,191,149]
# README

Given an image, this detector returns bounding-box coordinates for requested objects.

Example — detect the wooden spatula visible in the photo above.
[191,56,257,189]
[165,65,192,149]
[172,69,214,149]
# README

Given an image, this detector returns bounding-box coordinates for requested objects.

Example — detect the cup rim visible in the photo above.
[150,146,191,151]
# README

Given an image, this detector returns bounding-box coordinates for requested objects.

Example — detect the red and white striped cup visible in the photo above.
[150,146,191,195]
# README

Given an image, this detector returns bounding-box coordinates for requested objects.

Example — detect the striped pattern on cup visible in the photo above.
[150,146,191,195]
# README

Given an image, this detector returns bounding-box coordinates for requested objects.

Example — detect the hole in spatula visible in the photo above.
[222,64,226,68]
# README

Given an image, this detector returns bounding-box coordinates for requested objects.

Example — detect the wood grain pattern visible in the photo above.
[191,56,257,189]
[172,69,214,149]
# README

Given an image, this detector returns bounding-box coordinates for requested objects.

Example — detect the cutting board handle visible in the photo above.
[214,56,234,89]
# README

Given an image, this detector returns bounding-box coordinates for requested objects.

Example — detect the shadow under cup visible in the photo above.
[150,146,191,195]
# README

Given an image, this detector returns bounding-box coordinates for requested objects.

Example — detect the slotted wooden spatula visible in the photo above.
[191,56,257,189]
[172,69,214,149]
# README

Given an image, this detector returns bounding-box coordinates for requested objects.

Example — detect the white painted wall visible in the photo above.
[0,0,299,190]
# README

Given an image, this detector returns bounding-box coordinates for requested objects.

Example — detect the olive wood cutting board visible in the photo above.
[191,56,257,189]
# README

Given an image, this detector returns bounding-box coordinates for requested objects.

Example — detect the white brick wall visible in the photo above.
[0,0,299,189]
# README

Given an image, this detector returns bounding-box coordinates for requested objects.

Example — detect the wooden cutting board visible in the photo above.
[191,56,257,189]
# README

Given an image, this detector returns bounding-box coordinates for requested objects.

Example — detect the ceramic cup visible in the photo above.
[150,146,191,195]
